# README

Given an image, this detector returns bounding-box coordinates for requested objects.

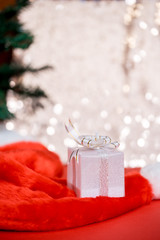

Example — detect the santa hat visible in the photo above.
[141,162,160,200]
[0,141,158,231]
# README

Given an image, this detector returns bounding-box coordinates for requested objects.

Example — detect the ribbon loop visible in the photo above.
[65,119,120,149]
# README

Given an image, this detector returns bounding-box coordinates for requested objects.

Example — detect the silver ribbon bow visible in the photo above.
[65,119,120,149]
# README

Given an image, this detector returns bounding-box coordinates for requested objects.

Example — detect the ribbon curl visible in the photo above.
[65,119,120,149]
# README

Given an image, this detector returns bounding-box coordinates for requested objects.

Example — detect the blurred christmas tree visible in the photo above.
[0,0,51,121]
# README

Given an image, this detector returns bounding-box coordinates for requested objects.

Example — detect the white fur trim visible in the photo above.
[140,162,160,199]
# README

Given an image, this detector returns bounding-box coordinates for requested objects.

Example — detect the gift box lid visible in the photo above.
[68,146,123,158]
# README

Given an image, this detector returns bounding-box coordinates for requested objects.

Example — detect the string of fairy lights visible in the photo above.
[3,0,160,166]
[124,0,160,69]
[120,0,160,167]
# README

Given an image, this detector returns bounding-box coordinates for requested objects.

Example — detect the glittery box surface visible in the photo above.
[67,147,125,198]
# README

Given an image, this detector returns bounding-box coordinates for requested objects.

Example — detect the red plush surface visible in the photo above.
[1,201,160,240]
[0,142,153,231]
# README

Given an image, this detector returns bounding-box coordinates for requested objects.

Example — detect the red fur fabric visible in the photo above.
[0,142,152,231]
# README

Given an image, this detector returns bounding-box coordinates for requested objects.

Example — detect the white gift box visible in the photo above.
[67,147,125,198]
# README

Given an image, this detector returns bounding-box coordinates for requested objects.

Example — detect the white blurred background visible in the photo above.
[2,0,160,166]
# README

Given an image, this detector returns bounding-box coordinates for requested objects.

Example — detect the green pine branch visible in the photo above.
[0,0,30,20]
[0,104,14,120]
[1,32,33,50]
[0,63,52,82]
[0,0,33,51]
[12,84,47,98]
[0,90,14,120]
[0,0,53,121]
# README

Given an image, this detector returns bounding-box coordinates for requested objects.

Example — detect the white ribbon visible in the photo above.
[65,119,120,149]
